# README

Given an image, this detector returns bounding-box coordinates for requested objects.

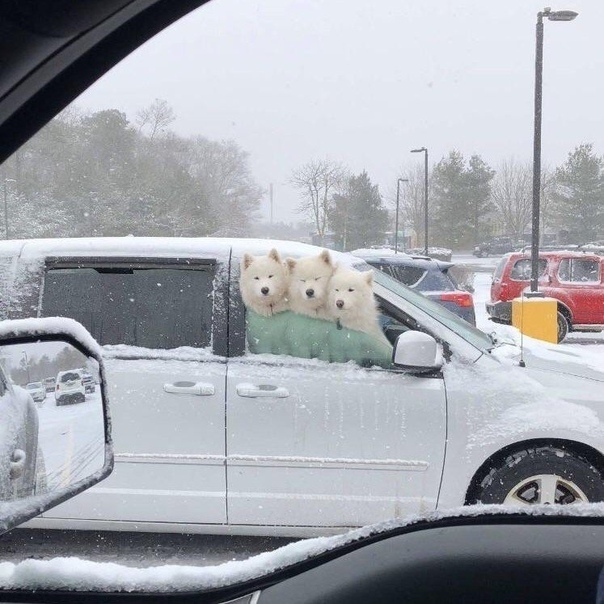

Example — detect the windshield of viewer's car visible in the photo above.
[0,0,603,595]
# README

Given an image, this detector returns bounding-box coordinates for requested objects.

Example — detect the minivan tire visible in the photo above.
[474,445,604,505]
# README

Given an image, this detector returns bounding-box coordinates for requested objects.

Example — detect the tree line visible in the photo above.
[1,100,263,239]
[292,143,604,251]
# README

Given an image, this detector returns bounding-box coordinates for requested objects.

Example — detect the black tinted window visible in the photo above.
[42,266,213,349]
[416,269,456,292]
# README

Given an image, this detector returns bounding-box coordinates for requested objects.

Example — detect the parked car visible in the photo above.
[24,382,46,404]
[487,251,604,342]
[473,236,522,257]
[0,366,40,501]
[353,250,476,325]
[0,238,599,535]
[81,371,96,394]
[55,369,86,406]
[42,376,56,393]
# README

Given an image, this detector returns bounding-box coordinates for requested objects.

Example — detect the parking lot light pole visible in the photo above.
[395,178,409,254]
[530,7,577,293]
[411,147,429,255]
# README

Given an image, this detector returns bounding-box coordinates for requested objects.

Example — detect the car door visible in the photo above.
[37,257,228,526]
[225,286,446,529]
[556,257,604,324]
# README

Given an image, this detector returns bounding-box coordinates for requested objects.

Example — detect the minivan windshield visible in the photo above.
[373,269,493,351]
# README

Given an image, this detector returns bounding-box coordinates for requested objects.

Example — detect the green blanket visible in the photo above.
[246,310,393,368]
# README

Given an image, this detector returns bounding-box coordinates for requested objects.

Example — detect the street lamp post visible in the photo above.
[411,147,429,254]
[395,178,409,254]
[530,7,578,292]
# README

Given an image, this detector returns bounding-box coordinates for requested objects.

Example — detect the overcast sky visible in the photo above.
[76,0,604,224]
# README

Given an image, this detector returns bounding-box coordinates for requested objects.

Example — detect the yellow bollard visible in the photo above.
[511,296,558,344]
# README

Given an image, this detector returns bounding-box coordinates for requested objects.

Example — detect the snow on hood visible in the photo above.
[492,336,604,383]
[1,504,603,592]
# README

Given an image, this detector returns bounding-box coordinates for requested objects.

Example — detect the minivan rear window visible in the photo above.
[42,266,213,349]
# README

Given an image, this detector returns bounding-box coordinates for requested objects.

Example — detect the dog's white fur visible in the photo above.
[286,250,335,319]
[328,266,389,345]
[240,249,289,316]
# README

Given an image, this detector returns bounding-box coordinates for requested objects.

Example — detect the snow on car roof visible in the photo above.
[0,237,362,267]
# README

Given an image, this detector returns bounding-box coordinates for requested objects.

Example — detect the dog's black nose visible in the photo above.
[305,288,314,298]
[261,287,269,295]
[336,299,344,309]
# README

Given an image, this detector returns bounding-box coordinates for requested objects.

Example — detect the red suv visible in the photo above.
[487,251,604,342]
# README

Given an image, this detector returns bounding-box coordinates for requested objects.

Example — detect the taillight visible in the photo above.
[440,292,474,308]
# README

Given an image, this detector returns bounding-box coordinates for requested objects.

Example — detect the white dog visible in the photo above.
[240,249,289,316]
[327,266,389,345]
[286,250,335,319]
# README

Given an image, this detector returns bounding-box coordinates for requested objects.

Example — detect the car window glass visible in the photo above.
[558,258,600,283]
[417,268,455,292]
[493,256,508,280]
[510,258,547,281]
[389,265,425,287]
[41,266,213,349]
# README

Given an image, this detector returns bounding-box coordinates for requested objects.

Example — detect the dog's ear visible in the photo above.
[363,271,374,286]
[286,258,297,272]
[319,249,333,267]
[268,248,281,263]
[242,253,254,270]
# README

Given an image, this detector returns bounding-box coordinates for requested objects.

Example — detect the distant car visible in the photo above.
[81,371,95,394]
[55,370,86,406]
[487,251,604,342]
[353,250,476,325]
[42,376,56,393]
[473,236,520,257]
[25,382,46,404]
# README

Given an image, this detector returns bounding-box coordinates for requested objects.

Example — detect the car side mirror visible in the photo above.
[0,318,112,535]
[392,331,443,374]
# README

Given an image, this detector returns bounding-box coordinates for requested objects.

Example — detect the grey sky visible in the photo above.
[76,0,604,224]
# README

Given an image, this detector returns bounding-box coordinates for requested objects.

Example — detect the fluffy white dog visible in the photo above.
[327,266,390,345]
[240,248,289,316]
[286,250,336,319]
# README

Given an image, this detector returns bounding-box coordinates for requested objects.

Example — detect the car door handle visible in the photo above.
[236,383,290,398]
[163,381,215,396]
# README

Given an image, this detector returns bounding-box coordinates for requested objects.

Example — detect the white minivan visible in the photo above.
[0,237,602,537]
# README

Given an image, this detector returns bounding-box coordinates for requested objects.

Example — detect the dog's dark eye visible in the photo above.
[254,276,260,280]
[335,288,339,292]
[268,275,273,279]
[300,279,305,283]
[348,288,354,292]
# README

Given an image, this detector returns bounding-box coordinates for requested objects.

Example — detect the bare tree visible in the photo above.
[290,159,347,243]
[136,99,176,140]
[490,158,532,239]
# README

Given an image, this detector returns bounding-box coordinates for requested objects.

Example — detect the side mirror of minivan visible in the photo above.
[393,331,443,374]
[0,318,112,535]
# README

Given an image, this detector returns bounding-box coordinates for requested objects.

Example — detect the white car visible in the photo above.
[0,237,599,536]
[54,370,86,406]
[24,382,46,405]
